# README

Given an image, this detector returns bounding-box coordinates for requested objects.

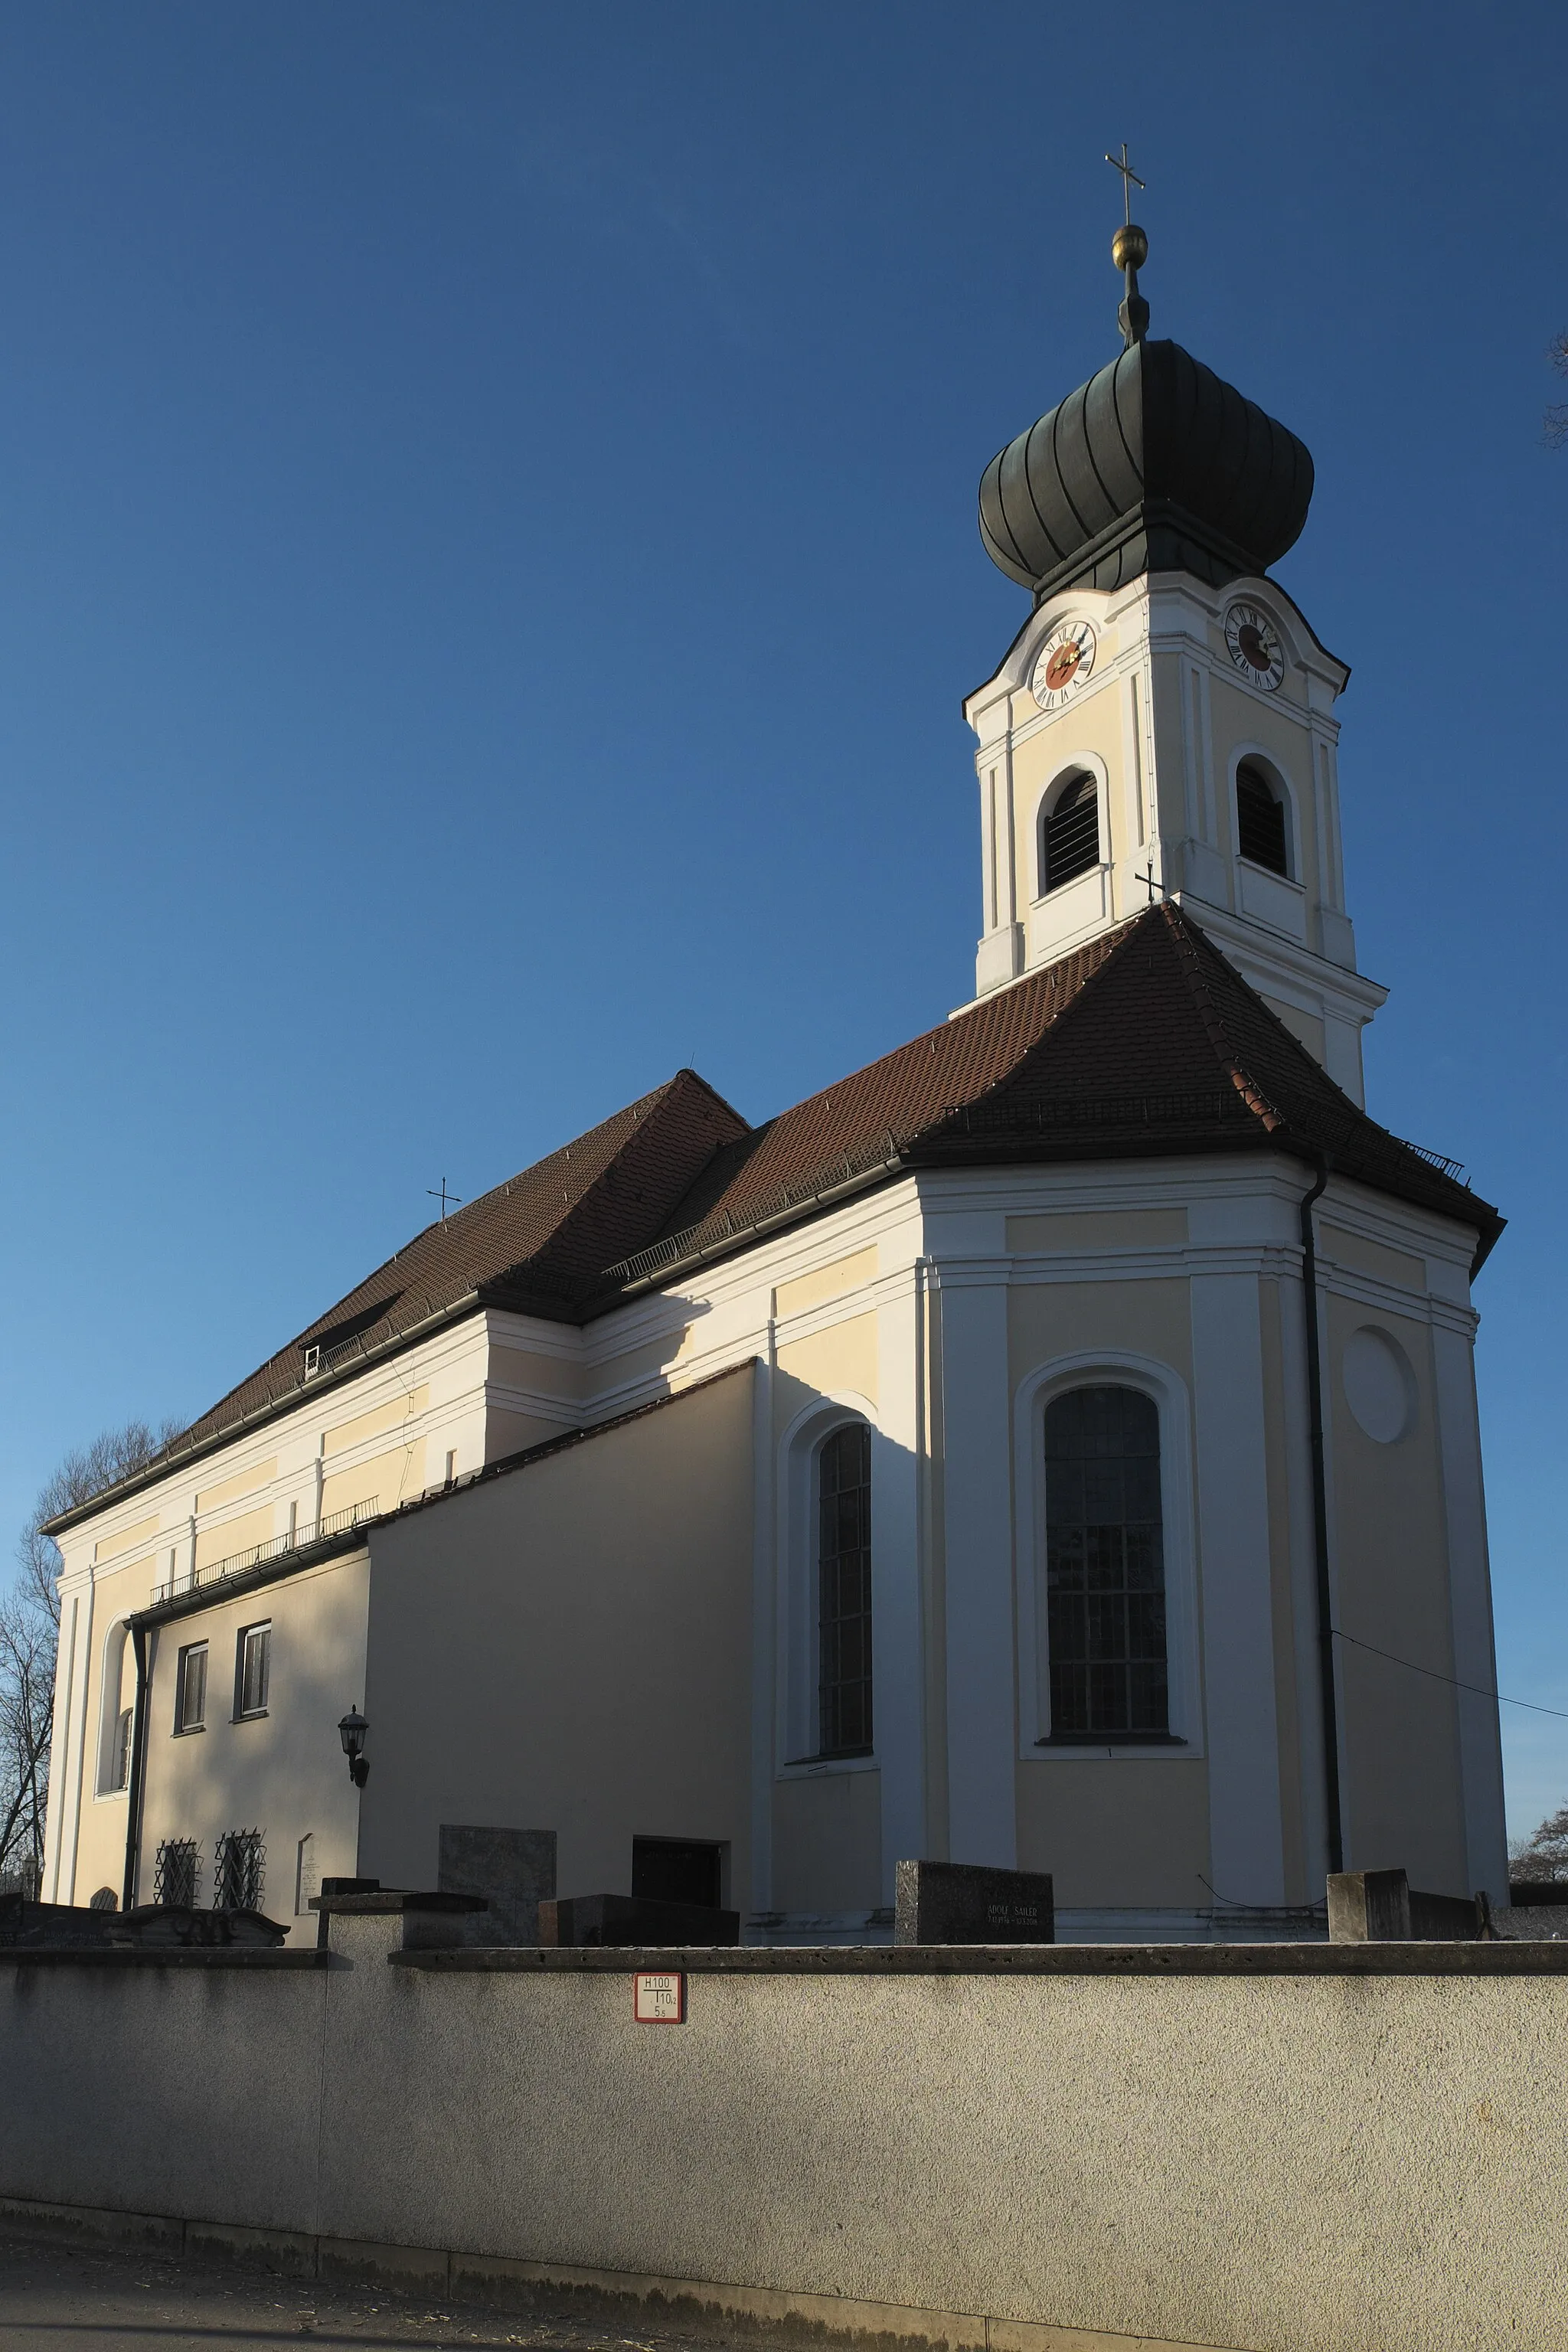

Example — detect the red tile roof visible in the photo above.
[602,903,1501,1290]
[158,1069,747,1463]
[52,904,1499,1528]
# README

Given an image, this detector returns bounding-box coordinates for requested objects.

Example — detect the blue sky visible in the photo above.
[2,3,1563,1838]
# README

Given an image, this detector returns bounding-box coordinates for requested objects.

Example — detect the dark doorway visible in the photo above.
[632,1836,723,1909]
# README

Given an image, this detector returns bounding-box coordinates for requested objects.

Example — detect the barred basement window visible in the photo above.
[154,1838,200,1909]
[1236,760,1289,876]
[818,1421,873,1758]
[1044,1385,1168,1740]
[1042,773,1100,893]
[214,1829,265,1912]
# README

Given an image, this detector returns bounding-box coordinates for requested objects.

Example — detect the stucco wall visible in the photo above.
[1326,1289,1468,1893]
[358,1365,756,1903]
[139,1550,370,1936]
[4,1925,1567,2352]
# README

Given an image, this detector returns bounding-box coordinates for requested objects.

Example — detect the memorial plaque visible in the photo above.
[894,1859,1054,1945]
[633,1969,685,2023]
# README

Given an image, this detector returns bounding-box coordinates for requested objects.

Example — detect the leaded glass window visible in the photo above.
[818,1422,872,1758]
[1044,1385,1168,1738]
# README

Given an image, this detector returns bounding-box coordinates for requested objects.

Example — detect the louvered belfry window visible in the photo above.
[1236,761,1289,876]
[1043,774,1100,893]
[818,1421,873,1757]
[1044,1386,1168,1738]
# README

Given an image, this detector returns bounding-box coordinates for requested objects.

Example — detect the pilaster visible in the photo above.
[1190,1270,1286,1903]
[932,1269,1015,1867]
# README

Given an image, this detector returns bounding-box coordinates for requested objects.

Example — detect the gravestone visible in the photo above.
[438,1826,557,1945]
[539,1892,741,1946]
[1326,1868,1481,1942]
[894,1860,1054,1945]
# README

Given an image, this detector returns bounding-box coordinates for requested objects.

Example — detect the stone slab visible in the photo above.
[438,1825,557,1945]
[895,1861,1054,1946]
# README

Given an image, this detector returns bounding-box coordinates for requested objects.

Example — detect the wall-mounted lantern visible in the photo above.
[338,1705,369,1787]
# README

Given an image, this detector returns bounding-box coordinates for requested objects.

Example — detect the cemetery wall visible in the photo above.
[4,1913,1568,2352]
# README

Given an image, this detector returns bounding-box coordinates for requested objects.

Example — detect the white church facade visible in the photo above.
[41,229,1508,1944]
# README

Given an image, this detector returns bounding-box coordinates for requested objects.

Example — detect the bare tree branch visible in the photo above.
[0,1414,185,1896]
[1547,328,1568,451]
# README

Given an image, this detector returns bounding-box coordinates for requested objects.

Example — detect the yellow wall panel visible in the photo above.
[321,1439,426,1523]
[776,1246,879,1321]
[195,1458,277,1515]
[1007,1209,1187,1253]
[323,1387,430,1458]
[1322,1224,1426,1294]
[194,1504,276,1574]
[93,1514,161,1565]
[776,1313,878,1409]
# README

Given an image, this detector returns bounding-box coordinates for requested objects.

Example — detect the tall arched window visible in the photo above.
[818,1421,872,1757]
[1236,760,1289,877]
[1041,773,1100,894]
[1044,1385,1167,1738]
[96,1619,132,1795]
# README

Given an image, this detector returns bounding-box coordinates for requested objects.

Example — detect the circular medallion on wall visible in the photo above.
[1031,620,1097,711]
[1223,600,1285,691]
[1342,1326,1416,1445]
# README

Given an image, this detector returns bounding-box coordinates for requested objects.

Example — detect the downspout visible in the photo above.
[1298,1155,1344,1877]
[120,1625,150,1914]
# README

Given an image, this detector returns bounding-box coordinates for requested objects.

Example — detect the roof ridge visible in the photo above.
[1157,902,1286,1133]
[494,1067,747,1291]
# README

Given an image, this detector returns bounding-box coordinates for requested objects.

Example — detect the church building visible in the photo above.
[41,219,1508,1944]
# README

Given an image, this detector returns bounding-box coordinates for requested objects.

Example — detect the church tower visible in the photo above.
[965,210,1385,1107]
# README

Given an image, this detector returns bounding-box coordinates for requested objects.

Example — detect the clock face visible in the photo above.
[1031,620,1097,711]
[1224,601,1285,691]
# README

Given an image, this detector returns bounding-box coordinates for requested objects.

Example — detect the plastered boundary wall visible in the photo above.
[5,1918,1568,2352]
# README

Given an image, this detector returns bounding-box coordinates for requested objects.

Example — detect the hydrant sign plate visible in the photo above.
[633,1970,685,2024]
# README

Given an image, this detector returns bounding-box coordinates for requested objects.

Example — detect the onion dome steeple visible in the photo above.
[978,200,1314,605]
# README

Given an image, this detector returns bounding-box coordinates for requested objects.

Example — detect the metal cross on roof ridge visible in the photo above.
[426,1177,463,1223]
[1105,142,1145,226]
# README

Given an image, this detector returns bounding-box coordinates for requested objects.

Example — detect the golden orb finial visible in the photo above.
[1112,222,1148,273]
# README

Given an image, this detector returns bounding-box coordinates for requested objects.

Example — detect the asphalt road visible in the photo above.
[0,2228,722,2350]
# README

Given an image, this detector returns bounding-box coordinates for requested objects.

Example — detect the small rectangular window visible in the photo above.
[236,1623,271,1718]
[112,1708,132,1792]
[175,1642,207,1734]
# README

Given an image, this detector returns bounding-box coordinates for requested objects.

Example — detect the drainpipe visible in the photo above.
[120,1625,150,1914]
[1298,1155,1344,1877]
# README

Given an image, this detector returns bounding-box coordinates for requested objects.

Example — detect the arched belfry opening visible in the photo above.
[1236,760,1289,877]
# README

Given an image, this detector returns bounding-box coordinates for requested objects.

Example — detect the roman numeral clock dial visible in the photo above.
[1224,600,1285,691]
[1030,621,1097,711]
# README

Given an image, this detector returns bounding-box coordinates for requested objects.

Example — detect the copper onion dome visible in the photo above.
[978,228,1314,603]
